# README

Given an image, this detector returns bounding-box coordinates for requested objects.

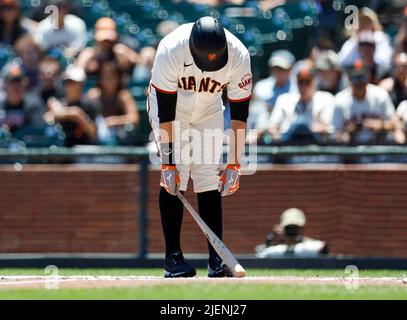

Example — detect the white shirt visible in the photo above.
[338,31,393,71]
[35,14,87,55]
[332,84,395,143]
[269,91,335,134]
[396,100,407,127]
[248,76,297,130]
[150,23,252,124]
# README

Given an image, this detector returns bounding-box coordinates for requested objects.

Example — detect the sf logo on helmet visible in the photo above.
[208,53,217,61]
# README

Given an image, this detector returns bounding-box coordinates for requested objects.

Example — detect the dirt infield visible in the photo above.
[1,276,406,289]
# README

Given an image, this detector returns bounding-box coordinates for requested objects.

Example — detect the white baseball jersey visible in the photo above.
[332,84,395,144]
[147,23,252,193]
[148,23,252,127]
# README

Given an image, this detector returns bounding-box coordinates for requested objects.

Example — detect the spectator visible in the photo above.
[87,61,139,145]
[156,20,179,39]
[332,60,403,145]
[380,52,407,108]
[132,46,156,84]
[13,34,42,90]
[76,17,142,79]
[357,30,388,83]
[267,65,335,145]
[0,0,28,46]
[34,0,87,58]
[395,7,407,54]
[247,50,296,142]
[37,55,64,104]
[338,7,393,75]
[0,63,45,133]
[255,208,328,258]
[44,66,97,147]
[315,50,347,95]
[396,100,407,144]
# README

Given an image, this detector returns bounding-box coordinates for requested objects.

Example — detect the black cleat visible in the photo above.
[164,251,197,278]
[208,255,233,278]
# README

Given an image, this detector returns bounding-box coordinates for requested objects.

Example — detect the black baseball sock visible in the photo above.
[159,187,184,258]
[197,190,223,258]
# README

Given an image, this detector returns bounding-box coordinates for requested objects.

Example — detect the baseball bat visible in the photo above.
[176,191,246,278]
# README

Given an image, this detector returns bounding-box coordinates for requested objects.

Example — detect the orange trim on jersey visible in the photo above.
[151,83,177,95]
[228,95,252,103]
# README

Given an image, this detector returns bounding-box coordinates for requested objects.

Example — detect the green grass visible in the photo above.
[0,269,406,300]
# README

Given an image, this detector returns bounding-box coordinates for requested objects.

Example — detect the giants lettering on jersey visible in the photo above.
[177,76,228,93]
[238,74,252,90]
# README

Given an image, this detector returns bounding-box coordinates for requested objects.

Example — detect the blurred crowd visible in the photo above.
[0,0,148,148]
[249,5,407,146]
[0,0,406,148]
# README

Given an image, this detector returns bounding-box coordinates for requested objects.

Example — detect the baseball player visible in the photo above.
[148,16,252,278]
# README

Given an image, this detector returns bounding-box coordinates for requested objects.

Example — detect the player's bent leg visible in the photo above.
[197,189,233,278]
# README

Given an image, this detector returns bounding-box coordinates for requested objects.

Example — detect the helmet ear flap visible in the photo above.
[189,16,228,72]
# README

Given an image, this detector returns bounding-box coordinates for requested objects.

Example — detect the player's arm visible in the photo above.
[157,89,179,196]
[219,49,252,197]
[157,86,178,158]
[229,98,250,165]
[151,42,180,195]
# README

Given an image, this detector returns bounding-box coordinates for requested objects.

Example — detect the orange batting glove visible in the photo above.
[160,164,180,196]
[218,164,241,197]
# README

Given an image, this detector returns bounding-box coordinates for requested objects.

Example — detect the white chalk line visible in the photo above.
[0,275,407,288]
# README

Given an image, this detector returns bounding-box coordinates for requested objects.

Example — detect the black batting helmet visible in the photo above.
[189,16,228,72]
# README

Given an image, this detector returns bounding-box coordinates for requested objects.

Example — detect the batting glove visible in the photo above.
[160,164,180,196]
[218,164,241,197]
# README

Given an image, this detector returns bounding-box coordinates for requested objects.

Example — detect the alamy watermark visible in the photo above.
[344,5,359,30]
[344,265,360,291]
[149,122,258,175]
[44,265,60,290]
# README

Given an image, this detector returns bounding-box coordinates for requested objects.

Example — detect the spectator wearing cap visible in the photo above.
[331,60,404,145]
[247,50,297,143]
[267,65,335,145]
[380,52,407,108]
[0,63,45,133]
[44,65,97,147]
[34,0,87,58]
[315,50,347,95]
[76,17,142,78]
[338,7,393,75]
[255,208,328,258]
[357,30,389,83]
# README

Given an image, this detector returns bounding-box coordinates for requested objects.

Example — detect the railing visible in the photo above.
[1,145,407,162]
